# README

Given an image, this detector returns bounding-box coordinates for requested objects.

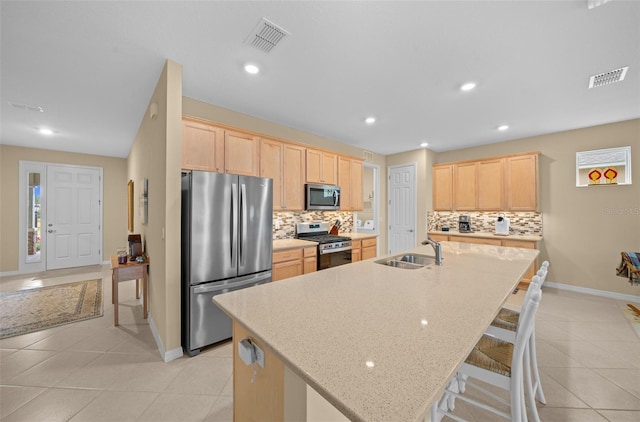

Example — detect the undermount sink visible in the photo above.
[375,253,435,269]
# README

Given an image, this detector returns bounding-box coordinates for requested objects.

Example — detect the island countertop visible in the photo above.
[214,241,539,422]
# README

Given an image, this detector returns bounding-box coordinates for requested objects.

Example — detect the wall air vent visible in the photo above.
[245,18,290,53]
[8,101,44,112]
[588,66,628,88]
[363,151,374,162]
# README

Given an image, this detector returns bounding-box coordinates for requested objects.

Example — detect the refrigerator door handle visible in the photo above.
[193,272,272,294]
[231,182,238,268]
[240,183,247,267]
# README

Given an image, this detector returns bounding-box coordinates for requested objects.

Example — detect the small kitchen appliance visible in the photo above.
[458,215,472,233]
[495,213,510,236]
[296,222,352,270]
[128,234,143,260]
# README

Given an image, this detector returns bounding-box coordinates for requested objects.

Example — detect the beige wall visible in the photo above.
[182,97,389,248]
[0,145,127,273]
[127,60,183,356]
[436,119,640,296]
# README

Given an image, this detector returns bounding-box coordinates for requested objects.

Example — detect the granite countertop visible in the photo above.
[273,238,318,251]
[338,232,379,240]
[429,230,542,242]
[214,242,538,422]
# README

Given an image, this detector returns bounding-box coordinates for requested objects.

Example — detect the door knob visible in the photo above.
[408,229,414,232]
[48,229,56,233]
[48,223,53,227]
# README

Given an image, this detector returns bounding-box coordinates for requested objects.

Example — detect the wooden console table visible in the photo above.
[110,255,149,326]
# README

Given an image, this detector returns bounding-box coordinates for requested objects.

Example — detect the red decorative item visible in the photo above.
[588,169,602,184]
[603,167,618,183]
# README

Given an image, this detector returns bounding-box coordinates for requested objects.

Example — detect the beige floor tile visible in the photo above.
[198,340,233,358]
[544,367,640,410]
[8,350,102,387]
[205,395,233,422]
[0,349,58,380]
[0,385,46,419]
[138,393,216,422]
[65,328,130,353]
[0,326,67,350]
[544,339,636,369]
[220,374,233,396]
[535,339,584,368]
[536,319,585,341]
[24,326,98,351]
[593,368,640,399]
[68,390,158,422]
[598,410,640,422]
[1,387,100,422]
[164,357,232,396]
[590,340,640,369]
[536,407,609,422]
[537,369,589,408]
[56,352,158,389]
[105,359,185,393]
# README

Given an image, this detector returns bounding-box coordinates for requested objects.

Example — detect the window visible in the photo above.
[576,146,631,187]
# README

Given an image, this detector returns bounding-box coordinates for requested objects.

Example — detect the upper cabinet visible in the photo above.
[338,156,364,211]
[432,164,453,211]
[505,153,538,211]
[306,149,337,185]
[225,130,260,176]
[260,138,305,211]
[433,152,538,212]
[182,118,224,172]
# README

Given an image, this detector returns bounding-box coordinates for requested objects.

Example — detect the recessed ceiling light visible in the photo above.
[460,82,477,91]
[420,142,429,147]
[39,128,53,135]
[365,116,376,124]
[497,125,509,131]
[244,64,260,75]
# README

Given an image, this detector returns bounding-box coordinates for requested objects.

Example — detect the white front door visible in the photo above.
[388,164,416,254]
[46,165,102,270]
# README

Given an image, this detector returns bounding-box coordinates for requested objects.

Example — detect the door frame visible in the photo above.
[18,161,103,274]
[387,163,417,254]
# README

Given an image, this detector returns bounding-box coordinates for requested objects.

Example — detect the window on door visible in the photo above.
[26,171,42,264]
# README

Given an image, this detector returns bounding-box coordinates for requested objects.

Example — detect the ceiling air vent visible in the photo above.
[245,18,290,53]
[588,66,628,88]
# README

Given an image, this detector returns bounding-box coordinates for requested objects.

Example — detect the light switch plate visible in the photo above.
[254,343,265,368]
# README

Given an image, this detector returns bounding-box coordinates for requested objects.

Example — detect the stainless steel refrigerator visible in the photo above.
[181,171,273,356]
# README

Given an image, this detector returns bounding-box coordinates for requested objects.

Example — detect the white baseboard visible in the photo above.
[148,314,184,362]
[0,270,19,277]
[544,281,640,303]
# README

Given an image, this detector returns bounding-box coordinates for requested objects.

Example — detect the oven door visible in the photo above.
[318,249,352,270]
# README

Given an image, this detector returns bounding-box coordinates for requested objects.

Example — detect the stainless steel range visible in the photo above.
[296,222,352,270]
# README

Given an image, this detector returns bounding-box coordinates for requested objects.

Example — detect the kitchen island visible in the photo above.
[214,241,539,422]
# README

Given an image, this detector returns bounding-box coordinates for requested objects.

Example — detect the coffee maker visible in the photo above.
[459,215,472,233]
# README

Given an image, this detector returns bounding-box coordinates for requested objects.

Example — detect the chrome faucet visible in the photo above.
[422,236,443,265]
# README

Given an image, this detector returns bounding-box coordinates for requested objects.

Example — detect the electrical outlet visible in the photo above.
[238,339,254,366]
[254,343,265,368]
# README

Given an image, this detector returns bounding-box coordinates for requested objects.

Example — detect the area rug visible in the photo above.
[0,279,103,339]
[622,305,640,339]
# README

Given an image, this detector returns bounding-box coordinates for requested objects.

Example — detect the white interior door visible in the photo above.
[46,165,102,270]
[388,164,416,254]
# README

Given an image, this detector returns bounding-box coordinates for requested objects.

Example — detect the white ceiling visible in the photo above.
[1,1,639,158]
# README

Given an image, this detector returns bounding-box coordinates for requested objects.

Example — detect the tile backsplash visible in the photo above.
[427,211,542,236]
[273,211,354,239]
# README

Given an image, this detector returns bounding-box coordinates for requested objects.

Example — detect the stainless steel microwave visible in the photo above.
[305,183,341,210]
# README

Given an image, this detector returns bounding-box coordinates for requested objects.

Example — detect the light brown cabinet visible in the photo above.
[260,139,305,210]
[349,237,377,261]
[506,154,538,211]
[428,233,449,242]
[502,239,537,286]
[449,235,502,246]
[303,247,317,274]
[181,119,224,172]
[225,130,260,176]
[361,237,377,260]
[477,158,505,210]
[272,249,303,281]
[272,247,317,281]
[454,162,478,210]
[432,164,454,211]
[306,149,337,184]
[433,152,538,212]
[338,156,364,211]
[351,240,362,262]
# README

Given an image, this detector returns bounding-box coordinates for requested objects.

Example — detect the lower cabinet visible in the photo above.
[362,238,377,260]
[273,247,317,282]
[351,240,362,262]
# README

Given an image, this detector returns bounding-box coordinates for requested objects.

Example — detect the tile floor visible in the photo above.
[1,265,639,421]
